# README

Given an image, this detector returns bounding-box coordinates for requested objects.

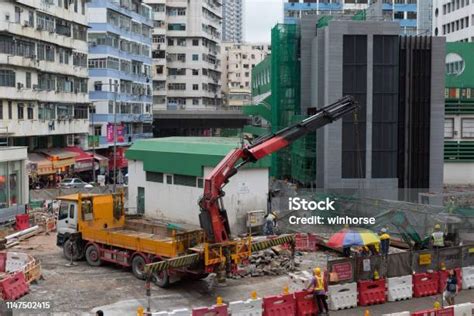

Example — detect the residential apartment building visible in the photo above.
[222,0,243,42]
[0,0,89,149]
[432,0,474,42]
[221,42,270,108]
[444,42,474,184]
[146,0,223,111]
[88,0,153,169]
[285,0,433,35]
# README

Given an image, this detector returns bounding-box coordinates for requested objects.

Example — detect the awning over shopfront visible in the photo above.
[91,153,109,170]
[27,153,54,175]
[38,148,76,170]
[65,147,94,172]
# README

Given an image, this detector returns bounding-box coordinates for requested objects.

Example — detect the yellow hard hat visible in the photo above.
[434,224,441,229]
[313,267,321,275]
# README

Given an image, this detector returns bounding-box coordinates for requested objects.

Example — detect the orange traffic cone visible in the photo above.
[364,309,371,316]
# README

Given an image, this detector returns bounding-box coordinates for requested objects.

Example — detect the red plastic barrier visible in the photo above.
[295,233,309,251]
[15,214,30,231]
[192,305,228,316]
[294,290,318,316]
[438,268,462,294]
[411,308,437,316]
[263,293,296,316]
[411,307,454,316]
[0,252,6,273]
[357,278,386,306]
[413,272,439,298]
[307,234,318,252]
[0,271,29,300]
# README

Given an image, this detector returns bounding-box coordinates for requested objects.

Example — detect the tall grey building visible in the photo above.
[222,0,243,42]
[299,17,445,198]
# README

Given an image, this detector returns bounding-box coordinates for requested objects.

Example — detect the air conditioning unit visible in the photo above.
[5,14,10,21]
[179,105,186,110]
[37,25,43,31]
[17,82,24,90]
[22,21,29,27]
[32,84,39,90]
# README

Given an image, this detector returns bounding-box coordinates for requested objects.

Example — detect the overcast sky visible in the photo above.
[244,0,283,43]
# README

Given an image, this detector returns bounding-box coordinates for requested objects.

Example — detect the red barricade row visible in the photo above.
[192,305,228,316]
[15,214,30,231]
[0,271,29,300]
[413,272,439,298]
[263,293,296,316]
[294,290,318,316]
[357,278,386,306]
[438,268,462,294]
[435,307,454,316]
[411,308,437,316]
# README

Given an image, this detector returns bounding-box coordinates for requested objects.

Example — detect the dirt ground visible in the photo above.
[2,233,473,316]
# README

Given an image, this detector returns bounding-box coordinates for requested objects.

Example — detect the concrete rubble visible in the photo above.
[233,247,298,278]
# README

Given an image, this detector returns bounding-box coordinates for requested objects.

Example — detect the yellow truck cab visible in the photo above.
[56,193,206,287]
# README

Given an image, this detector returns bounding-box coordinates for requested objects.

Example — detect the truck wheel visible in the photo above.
[63,238,83,261]
[153,270,170,288]
[85,245,102,266]
[132,256,146,280]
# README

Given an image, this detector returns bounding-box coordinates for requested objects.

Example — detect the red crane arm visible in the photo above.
[199,96,358,243]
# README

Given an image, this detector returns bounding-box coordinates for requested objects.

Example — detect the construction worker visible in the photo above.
[379,228,390,256]
[263,211,277,235]
[307,267,329,315]
[432,224,445,249]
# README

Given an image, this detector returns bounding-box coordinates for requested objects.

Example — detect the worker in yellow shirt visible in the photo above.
[307,267,329,315]
[379,228,390,257]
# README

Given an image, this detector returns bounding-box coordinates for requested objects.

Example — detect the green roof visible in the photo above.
[126,137,270,177]
[446,42,474,88]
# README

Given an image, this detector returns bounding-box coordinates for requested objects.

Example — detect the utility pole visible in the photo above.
[113,82,118,193]
[91,104,96,184]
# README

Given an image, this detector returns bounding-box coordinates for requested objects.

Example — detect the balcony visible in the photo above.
[89,91,152,103]
[3,118,89,137]
[92,113,153,124]
[0,55,88,78]
[0,87,88,103]
[88,44,152,65]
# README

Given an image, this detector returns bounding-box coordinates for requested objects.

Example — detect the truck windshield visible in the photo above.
[58,203,69,220]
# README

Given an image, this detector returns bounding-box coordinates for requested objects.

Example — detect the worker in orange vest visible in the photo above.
[307,267,329,315]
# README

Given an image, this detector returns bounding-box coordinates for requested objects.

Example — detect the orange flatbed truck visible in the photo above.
[56,192,252,287]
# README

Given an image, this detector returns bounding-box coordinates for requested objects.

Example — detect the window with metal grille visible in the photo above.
[174,174,196,187]
[146,172,163,183]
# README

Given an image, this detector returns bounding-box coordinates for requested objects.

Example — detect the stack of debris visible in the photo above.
[233,247,300,278]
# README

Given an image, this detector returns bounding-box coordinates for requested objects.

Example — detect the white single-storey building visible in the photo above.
[126,137,270,236]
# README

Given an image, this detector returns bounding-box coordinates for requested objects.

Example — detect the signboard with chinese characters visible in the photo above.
[106,123,125,143]
[331,261,353,281]
[419,253,432,265]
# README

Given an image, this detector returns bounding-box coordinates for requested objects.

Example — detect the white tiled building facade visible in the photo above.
[221,42,270,108]
[146,0,223,110]
[0,0,89,149]
[433,0,474,42]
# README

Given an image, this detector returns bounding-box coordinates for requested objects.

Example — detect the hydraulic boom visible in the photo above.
[198,96,358,243]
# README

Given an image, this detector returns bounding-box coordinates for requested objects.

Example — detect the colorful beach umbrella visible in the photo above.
[327,227,380,248]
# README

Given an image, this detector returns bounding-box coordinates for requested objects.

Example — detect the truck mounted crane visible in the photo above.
[198,95,358,243]
[56,96,357,287]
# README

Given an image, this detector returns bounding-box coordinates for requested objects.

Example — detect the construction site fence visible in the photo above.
[327,244,474,284]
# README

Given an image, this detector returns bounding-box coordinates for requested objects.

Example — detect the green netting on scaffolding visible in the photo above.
[290,115,316,186]
[270,24,301,179]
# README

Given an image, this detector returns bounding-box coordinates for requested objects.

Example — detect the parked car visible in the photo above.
[60,178,94,189]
